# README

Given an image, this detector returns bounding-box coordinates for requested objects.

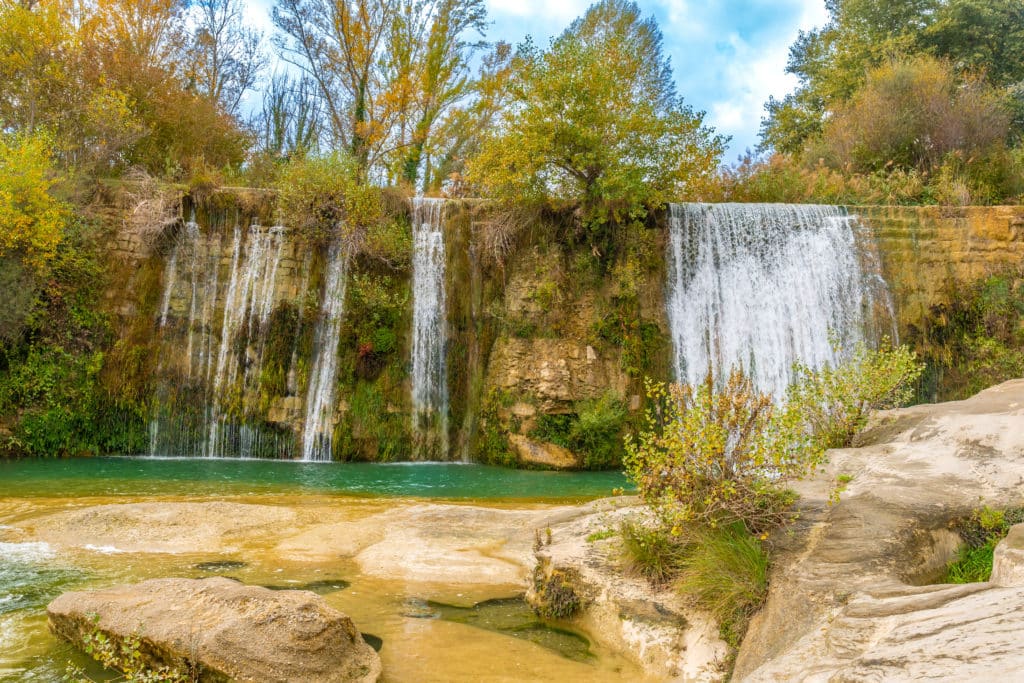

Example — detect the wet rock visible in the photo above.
[508,434,579,470]
[47,577,381,682]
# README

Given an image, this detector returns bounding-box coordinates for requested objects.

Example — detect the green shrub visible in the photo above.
[625,370,821,533]
[942,506,1024,583]
[530,393,627,469]
[787,341,924,449]
[531,558,585,620]
[619,519,688,586]
[675,523,769,647]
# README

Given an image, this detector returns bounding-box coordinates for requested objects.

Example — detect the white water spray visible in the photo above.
[665,203,892,398]
[410,198,449,459]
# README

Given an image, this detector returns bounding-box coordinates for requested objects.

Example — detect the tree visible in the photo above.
[188,0,266,117]
[272,0,488,185]
[466,0,725,253]
[761,0,1024,153]
[0,133,69,277]
[815,55,1010,173]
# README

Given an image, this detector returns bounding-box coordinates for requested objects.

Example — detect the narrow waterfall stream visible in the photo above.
[410,198,449,460]
[665,203,892,397]
[301,242,351,462]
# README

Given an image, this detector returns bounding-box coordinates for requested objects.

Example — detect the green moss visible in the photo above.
[910,272,1024,402]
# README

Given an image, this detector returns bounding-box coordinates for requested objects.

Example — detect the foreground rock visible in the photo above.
[48,577,381,683]
[530,498,729,682]
[736,379,1024,681]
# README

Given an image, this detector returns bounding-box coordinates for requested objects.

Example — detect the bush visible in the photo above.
[530,392,627,469]
[786,341,924,449]
[619,518,688,586]
[531,558,585,620]
[625,370,819,534]
[275,153,383,246]
[675,523,769,647]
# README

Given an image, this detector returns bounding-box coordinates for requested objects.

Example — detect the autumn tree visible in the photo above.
[761,0,1024,154]
[187,0,266,117]
[466,0,725,253]
[272,0,488,186]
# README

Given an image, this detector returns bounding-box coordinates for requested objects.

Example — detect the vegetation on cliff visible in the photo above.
[621,344,923,646]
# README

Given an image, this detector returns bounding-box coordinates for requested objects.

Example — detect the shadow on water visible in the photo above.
[402,596,593,662]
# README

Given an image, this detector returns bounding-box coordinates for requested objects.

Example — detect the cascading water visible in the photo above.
[665,203,892,398]
[410,198,449,459]
[301,242,350,462]
[149,217,294,458]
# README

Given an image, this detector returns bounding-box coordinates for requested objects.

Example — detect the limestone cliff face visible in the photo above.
[100,199,1024,462]
[860,205,1024,333]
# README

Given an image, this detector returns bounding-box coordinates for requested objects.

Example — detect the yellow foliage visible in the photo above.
[0,133,68,276]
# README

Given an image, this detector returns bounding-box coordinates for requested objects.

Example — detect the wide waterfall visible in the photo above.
[410,198,449,459]
[665,203,892,398]
[301,242,351,462]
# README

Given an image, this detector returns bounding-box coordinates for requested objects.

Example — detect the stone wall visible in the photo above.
[857,206,1024,334]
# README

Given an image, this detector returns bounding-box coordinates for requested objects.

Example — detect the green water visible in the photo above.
[0,457,630,501]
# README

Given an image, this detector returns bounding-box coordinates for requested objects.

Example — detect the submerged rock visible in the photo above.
[47,577,381,682]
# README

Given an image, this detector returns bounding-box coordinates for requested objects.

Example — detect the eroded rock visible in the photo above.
[991,524,1024,587]
[735,379,1024,681]
[47,577,381,683]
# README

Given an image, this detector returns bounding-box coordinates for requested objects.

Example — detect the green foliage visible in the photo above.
[762,0,1024,155]
[275,153,384,246]
[585,529,616,543]
[675,523,769,648]
[943,506,1024,584]
[531,558,585,620]
[467,0,724,257]
[619,518,688,586]
[813,56,1011,176]
[786,341,924,449]
[65,617,193,682]
[625,371,818,534]
[911,274,1024,402]
[476,389,517,467]
[530,393,627,469]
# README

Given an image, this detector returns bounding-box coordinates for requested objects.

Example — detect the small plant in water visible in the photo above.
[65,616,195,683]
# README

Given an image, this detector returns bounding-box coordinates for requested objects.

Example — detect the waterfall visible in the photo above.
[301,242,351,462]
[149,218,292,458]
[665,203,891,398]
[410,198,449,460]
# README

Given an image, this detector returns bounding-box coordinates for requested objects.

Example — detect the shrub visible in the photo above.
[675,523,769,647]
[625,370,819,533]
[786,341,924,449]
[530,392,627,469]
[531,558,585,620]
[943,506,1024,584]
[65,618,194,682]
[275,153,383,246]
[619,518,688,586]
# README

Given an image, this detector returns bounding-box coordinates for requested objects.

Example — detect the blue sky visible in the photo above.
[244,0,829,157]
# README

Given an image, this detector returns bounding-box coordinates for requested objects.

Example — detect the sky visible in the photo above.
[244,0,831,157]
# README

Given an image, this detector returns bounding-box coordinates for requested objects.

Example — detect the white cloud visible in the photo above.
[485,0,590,25]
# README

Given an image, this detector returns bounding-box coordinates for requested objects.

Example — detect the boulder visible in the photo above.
[508,434,579,470]
[991,524,1024,587]
[47,577,381,683]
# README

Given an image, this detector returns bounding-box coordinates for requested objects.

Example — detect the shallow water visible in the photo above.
[0,457,629,501]
[0,460,646,682]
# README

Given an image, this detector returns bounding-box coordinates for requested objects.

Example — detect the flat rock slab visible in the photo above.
[47,577,380,683]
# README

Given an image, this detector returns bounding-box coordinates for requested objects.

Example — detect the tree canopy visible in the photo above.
[466,0,725,247]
